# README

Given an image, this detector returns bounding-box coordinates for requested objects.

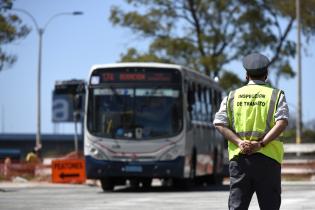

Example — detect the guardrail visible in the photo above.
[284,143,315,155]
[282,143,315,180]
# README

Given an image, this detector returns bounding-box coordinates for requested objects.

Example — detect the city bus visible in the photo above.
[84,63,225,191]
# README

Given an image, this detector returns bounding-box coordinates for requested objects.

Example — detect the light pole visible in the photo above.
[7,8,83,149]
[296,0,302,144]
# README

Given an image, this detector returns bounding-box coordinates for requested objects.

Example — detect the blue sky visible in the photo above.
[0,0,314,134]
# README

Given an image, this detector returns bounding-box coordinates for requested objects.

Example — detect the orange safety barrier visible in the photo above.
[0,158,36,180]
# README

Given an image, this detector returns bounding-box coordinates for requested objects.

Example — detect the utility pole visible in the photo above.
[1,105,4,133]
[296,0,302,144]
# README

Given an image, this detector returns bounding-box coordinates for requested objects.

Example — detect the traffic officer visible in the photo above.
[213,53,289,210]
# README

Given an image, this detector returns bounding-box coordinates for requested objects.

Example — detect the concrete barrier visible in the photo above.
[282,143,315,180]
[284,143,315,154]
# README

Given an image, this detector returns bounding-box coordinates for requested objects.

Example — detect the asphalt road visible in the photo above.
[0,181,315,210]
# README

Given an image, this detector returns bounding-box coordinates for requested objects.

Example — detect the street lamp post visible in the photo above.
[7,8,83,149]
[296,0,302,145]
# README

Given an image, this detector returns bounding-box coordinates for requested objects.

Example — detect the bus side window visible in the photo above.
[195,84,202,121]
[206,88,212,122]
[201,87,207,122]
[217,91,222,109]
[211,88,217,119]
[187,83,195,129]
[187,83,194,113]
[191,83,197,121]
[213,89,221,112]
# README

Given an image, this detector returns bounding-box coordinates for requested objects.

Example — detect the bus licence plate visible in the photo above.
[124,165,143,172]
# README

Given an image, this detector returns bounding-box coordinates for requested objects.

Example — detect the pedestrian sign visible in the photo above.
[52,159,86,184]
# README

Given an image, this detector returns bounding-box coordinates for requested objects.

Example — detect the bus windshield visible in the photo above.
[87,86,182,139]
[87,67,183,140]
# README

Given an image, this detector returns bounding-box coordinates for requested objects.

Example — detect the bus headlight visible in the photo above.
[160,146,180,161]
[89,146,108,160]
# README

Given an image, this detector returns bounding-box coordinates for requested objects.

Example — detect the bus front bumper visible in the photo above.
[85,155,185,179]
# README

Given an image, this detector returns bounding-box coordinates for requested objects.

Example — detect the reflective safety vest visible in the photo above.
[227,84,284,163]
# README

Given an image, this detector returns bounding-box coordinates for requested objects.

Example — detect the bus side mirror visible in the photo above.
[74,94,83,111]
[74,111,81,122]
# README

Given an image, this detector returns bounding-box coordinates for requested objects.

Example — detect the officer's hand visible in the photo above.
[246,141,261,155]
[239,140,252,154]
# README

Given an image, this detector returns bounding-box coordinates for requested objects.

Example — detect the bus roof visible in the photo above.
[90,62,182,71]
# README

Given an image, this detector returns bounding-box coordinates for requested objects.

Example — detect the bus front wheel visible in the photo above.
[100,178,115,191]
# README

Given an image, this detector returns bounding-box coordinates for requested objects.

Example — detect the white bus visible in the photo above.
[84,63,225,191]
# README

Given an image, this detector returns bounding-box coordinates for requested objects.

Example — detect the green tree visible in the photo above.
[0,0,30,71]
[109,0,315,90]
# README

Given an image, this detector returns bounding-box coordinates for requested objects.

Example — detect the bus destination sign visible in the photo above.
[92,69,179,84]
[101,72,172,82]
